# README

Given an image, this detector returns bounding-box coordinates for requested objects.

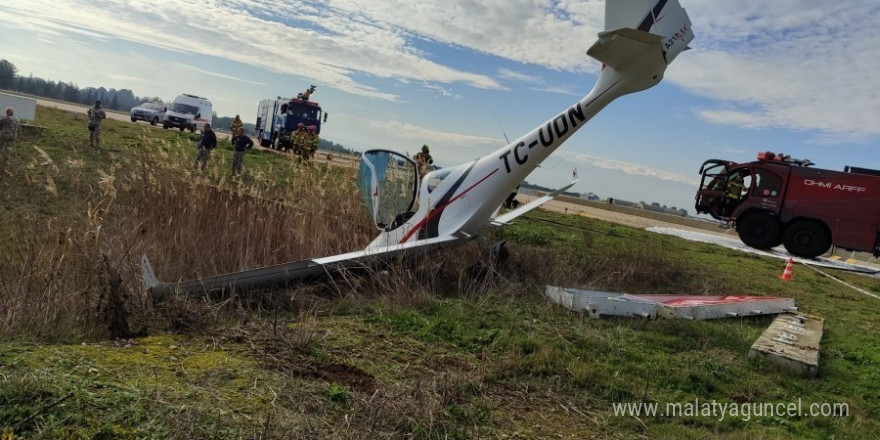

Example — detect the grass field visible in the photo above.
[1,107,879,439]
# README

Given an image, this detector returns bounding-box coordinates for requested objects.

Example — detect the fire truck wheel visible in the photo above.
[783,220,831,259]
[737,212,782,249]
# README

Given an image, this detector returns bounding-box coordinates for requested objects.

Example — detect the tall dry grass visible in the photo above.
[0,133,377,340]
[0,126,695,342]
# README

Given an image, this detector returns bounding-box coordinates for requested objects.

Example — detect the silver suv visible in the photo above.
[130,102,167,125]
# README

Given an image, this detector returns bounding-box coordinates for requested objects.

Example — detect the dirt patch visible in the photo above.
[302,362,376,393]
[249,336,377,393]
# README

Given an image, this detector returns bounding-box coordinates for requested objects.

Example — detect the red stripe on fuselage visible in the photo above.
[398,168,500,244]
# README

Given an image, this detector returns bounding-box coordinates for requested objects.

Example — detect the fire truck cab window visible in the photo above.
[752,169,783,197]
[726,169,751,201]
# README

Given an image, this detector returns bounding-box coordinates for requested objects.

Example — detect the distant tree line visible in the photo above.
[318,138,359,156]
[0,59,162,112]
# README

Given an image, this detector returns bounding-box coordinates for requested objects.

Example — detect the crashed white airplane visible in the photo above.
[143,0,695,298]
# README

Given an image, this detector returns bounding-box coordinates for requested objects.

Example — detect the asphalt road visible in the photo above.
[34,97,238,140]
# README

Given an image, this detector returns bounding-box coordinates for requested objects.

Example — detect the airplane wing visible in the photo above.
[491,181,577,226]
[143,234,463,300]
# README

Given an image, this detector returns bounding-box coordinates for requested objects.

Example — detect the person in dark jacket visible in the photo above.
[231,127,254,175]
[193,123,217,171]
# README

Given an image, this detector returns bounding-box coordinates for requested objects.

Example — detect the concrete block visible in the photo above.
[749,313,823,377]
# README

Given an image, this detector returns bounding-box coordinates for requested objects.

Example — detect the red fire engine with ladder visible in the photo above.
[695,151,880,258]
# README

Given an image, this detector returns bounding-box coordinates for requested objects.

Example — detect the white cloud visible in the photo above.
[173,63,268,87]
[323,0,606,72]
[528,85,580,97]
[105,74,152,85]
[3,0,878,142]
[557,150,699,185]
[498,69,543,83]
[497,68,580,96]
[668,0,880,139]
[2,0,504,101]
[419,83,463,99]
[368,119,503,149]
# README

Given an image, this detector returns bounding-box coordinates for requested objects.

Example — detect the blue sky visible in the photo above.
[1,0,878,214]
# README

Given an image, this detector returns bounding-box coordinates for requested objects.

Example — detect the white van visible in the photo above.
[162,94,212,132]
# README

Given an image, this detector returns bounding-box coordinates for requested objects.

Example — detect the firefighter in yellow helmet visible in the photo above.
[229,114,243,143]
[726,173,745,201]
[292,122,307,157]
[303,125,319,161]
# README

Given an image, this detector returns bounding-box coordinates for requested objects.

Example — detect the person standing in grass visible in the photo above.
[229,114,243,145]
[231,127,254,175]
[193,123,217,171]
[87,100,107,148]
[0,107,20,173]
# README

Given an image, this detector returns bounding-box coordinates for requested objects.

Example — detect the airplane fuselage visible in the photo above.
[143,0,694,297]
[366,62,664,250]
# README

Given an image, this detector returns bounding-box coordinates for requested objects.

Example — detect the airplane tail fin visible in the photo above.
[588,0,693,94]
[604,0,693,64]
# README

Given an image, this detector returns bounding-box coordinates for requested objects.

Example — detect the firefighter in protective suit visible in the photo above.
[414,144,433,179]
[721,172,746,217]
[291,123,307,158]
[726,173,745,200]
[303,125,319,161]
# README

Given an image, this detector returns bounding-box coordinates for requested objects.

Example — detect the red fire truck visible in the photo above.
[695,151,880,258]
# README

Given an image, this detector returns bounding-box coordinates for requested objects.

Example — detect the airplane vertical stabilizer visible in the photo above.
[602,0,693,65]
[604,0,659,31]
[586,0,693,98]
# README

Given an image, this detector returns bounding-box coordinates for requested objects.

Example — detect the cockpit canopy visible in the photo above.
[358,150,419,230]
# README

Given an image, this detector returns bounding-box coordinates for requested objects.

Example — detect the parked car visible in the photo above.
[130,102,166,125]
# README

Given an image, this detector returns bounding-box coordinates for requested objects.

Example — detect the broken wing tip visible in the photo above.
[141,254,160,289]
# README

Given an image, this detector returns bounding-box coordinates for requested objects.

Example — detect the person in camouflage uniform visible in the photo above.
[0,107,20,172]
[87,100,107,148]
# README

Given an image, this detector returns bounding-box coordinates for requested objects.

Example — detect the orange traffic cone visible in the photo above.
[779,257,794,281]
